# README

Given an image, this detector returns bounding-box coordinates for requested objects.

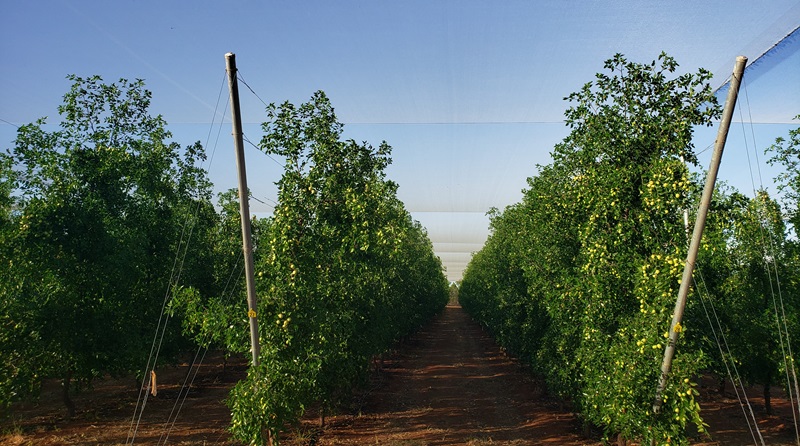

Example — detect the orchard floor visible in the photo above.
[2,304,797,445]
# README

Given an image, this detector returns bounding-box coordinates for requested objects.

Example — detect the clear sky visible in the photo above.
[2,1,799,281]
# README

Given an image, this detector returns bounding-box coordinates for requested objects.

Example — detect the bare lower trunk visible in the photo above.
[764,381,772,415]
[582,421,592,438]
[62,371,76,419]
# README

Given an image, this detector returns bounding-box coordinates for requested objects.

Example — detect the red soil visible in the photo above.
[2,304,797,445]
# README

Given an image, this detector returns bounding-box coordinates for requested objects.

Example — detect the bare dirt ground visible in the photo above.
[0,351,247,445]
[304,304,592,446]
[2,304,797,445]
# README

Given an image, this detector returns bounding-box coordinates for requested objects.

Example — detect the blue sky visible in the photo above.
[2,1,799,280]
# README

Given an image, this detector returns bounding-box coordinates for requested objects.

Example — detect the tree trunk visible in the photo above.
[764,381,772,415]
[62,371,76,419]
[261,428,275,446]
[582,421,592,438]
[617,433,627,446]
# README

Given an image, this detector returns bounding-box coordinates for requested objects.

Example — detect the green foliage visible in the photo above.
[448,282,459,304]
[1,75,214,413]
[719,192,792,402]
[176,91,448,444]
[692,185,800,414]
[764,118,800,399]
[0,154,43,412]
[170,189,270,354]
[461,53,721,444]
[688,117,800,415]
[768,115,800,234]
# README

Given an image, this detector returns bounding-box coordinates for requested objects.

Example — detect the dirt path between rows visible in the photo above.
[310,304,595,445]
[3,304,798,445]
[308,304,799,446]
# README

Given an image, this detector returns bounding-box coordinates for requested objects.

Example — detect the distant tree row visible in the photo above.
[0,77,449,446]
[459,53,800,445]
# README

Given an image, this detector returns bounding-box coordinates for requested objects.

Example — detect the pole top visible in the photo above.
[736,55,748,63]
[225,53,237,71]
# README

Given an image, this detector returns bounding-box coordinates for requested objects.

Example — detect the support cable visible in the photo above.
[642,206,764,443]
[158,255,246,445]
[127,71,228,445]
[243,133,283,168]
[237,72,270,109]
[694,270,764,445]
[738,78,800,443]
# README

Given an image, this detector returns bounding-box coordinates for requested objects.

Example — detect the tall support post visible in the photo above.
[226,52,261,367]
[652,55,747,414]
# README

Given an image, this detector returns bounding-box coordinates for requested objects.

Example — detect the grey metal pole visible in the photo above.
[652,55,747,414]
[226,52,261,367]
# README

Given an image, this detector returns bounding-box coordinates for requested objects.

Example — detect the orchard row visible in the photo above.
[0,78,449,444]
[459,54,800,445]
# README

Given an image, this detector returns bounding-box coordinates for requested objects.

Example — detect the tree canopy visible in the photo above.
[462,53,797,444]
[174,91,449,444]
[1,75,216,416]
